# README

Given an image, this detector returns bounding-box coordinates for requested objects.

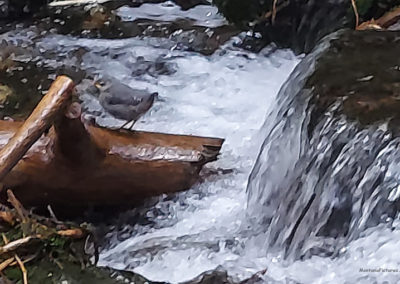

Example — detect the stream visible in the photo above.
[1,1,400,283]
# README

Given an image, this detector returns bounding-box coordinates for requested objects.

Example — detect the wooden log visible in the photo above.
[0,75,223,213]
[0,76,74,182]
[0,119,223,210]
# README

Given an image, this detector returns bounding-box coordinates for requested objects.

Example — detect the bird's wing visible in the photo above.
[103,93,143,106]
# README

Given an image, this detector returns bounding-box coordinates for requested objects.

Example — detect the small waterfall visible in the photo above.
[247,31,400,260]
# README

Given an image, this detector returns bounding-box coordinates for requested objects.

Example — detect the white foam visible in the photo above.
[88,40,299,282]
[117,1,226,28]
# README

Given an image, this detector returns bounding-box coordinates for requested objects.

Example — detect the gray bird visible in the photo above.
[94,77,158,130]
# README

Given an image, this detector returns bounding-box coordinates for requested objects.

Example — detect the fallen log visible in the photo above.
[0,76,224,211]
[0,121,223,209]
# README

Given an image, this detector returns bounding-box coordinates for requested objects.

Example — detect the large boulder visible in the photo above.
[247,29,400,260]
[214,0,400,53]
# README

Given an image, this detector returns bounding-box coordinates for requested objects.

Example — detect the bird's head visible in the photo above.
[151,92,165,102]
[151,92,159,100]
[94,79,109,92]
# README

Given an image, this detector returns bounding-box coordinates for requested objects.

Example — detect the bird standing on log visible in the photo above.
[94,77,158,130]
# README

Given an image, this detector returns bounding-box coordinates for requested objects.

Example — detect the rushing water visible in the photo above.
[89,37,299,282]
[2,1,400,283]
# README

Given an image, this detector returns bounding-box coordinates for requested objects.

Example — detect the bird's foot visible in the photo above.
[118,120,137,132]
[128,120,137,131]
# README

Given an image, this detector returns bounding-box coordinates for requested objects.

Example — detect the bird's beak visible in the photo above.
[94,82,102,90]
[153,93,165,102]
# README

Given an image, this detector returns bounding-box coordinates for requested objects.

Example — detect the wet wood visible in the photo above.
[0,75,223,212]
[357,6,400,30]
[375,6,400,28]
[0,120,223,209]
[0,76,74,182]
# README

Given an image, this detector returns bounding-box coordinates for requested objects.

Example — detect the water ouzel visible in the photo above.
[94,77,158,130]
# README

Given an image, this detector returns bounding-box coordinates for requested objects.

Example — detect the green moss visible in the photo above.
[306,30,400,134]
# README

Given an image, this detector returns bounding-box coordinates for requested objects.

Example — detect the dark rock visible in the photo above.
[0,0,8,18]
[212,0,269,26]
[214,0,400,53]
[131,56,177,77]
[173,0,210,10]
[182,267,268,284]
[183,269,233,284]
[43,2,238,54]
[0,0,47,20]
[307,30,400,133]
[247,30,400,260]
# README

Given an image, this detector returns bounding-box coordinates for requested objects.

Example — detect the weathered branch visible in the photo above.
[0,76,75,182]
[351,0,359,28]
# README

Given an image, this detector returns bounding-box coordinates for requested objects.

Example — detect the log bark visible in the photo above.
[0,76,74,181]
[0,120,223,210]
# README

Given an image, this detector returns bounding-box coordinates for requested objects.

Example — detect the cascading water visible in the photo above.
[2,2,400,283]
[92,38,300,283]
[245,32,400,282]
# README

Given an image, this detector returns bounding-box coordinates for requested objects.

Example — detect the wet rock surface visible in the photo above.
[247,29,400,260]
[0,0,235,119]
[0,0,238,55]
[44,1,237,55]
[214,0,400,53]
[308,30,400,134]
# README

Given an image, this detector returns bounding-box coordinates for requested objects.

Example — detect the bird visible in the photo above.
[93,77,158,130]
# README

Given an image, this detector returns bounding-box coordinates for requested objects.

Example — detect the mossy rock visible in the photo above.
[4,258,157,284]
[307,30,400,135]
[0,200,160,284]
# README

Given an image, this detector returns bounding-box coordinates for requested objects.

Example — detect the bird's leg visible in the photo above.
[129,120,137,131]
[119,120,131,130]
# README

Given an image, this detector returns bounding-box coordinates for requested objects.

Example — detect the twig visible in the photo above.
[47,205,59,223]
[272,0,278,24]
[7,190,28,223]
[351,0,359,28]
[0,236,33,254]
[0,257,14,272]
[9,254,37,267]
[57,229,84,239]
[263,0,290,20]
[2,232,30,284]
[49,253,64,270]
[15,254,28,284]
[2,232,9,244]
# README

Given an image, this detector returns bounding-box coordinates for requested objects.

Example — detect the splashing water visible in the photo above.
[246,33,400,283]
[88,39,299,282]
[116,1,225,28]
[4,23,298,282]
[2,3,400,283]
